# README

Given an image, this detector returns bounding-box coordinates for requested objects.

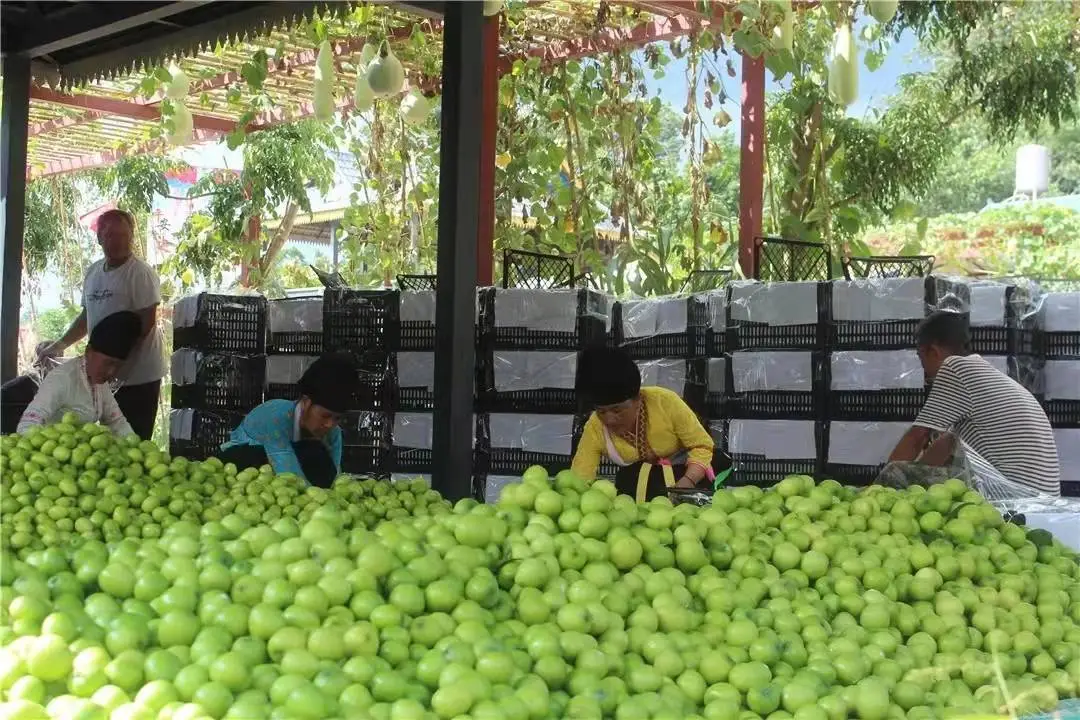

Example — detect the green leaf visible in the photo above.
[892,200,919,221]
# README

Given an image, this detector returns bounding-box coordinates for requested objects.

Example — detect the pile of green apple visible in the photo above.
[1,421,1079,720]
[0,414,450,554]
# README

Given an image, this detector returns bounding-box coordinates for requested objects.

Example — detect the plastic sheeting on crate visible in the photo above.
[731,351,814,393]
[728,419,817,459]
[400,291,437,324]
[984,355,1010,377]
[968,283,1009,327]
[483,475,520,503]
[707,358,728,395]
[493,351,577,392]
[1045,361,1080,400]
[398,353,435,390]
[493,288,609,331]
[827,421,909,465]
[830,350,924,390]
[269,296,323,332]
[265,355,317,385]
[832,278,925,322]
[1055,429,1080,481]
[620,297,694,337]
[730,281,819,326]
[1041,292,1080,332]
[392,412,478,450]
[636,359,687,394]
[488,413,575,454]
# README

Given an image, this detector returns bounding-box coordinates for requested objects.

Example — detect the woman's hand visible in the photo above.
[676,475,697,489]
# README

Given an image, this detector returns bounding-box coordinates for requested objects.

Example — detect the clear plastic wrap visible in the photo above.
[171,291,267,354]
[730,280,820,326]
[493,288,610,333]
[492,351,577,392]
[829,350,924,390]
[832,277,926,321]
[268,296,323,333]
[707,358,728,396]
[827,421,910,466]
[636,359,687,395]
[400,291,437,325]
[1044,360,1080,401]
[487,413,575,455]
[483,475,521,504]
[265,355,317,386]
[1040,290,1080,333]
[1054,428,1079,481]
[728,419,817,460]
[397,352,435,391]
[731,351,814,393]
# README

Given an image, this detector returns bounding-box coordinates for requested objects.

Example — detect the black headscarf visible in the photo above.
[298,352,360,414]
[88,311,142,360]
[576,345,641,407]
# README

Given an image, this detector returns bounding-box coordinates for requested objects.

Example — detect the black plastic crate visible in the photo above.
[830,277,971,351]
[323,289,400,355]
[479,288,611,351]
[169,409,244,461]
[729,282,830,351]
[1062,481,1080,498]
[613,297,707,359]
[386,447,434,474]
[709,351,825,421]
[268,331,323,355]
[1045,332,1080,360]
[265,383,300,402]
[822,463,881,487]
[483,449,574,477]
[1043,399,1080,428]
[340,411,391,447]
[827,389,926,422]
[171,354,265,413]
[340,445,385,475]
[476,347,580,414]
[173,294,267,354]
[729,456,819,488]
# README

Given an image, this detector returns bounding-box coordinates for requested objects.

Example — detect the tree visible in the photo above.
[162,120,337,292]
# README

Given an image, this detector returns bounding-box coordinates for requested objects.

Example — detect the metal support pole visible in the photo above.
[738,52,765,279]
[476,12,500,287]
[432,1,483,501]
[330,221,339,273]
[1,57,31,383]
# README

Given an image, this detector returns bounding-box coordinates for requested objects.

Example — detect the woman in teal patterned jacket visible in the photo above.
[220,352,359,486]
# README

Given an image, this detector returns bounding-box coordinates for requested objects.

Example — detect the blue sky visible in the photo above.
[644,24,930,140]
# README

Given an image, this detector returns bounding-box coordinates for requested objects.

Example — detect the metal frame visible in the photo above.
[432,0,483,501]
[502,248,576,289]
[842,255,935,281]
[681,268,734,293]
[1,57,31,383]
[753,235,833,282]
[396,274,438,291]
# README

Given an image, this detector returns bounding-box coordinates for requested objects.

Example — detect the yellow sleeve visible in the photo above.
[659,389,714,469]
[570,414,604,482]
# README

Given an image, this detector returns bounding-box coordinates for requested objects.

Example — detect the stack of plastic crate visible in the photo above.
[321,288,398,475]
[264,296,323,402]
[475,287,612,498]
[1039,289,1080,496]
[715,280,829,486]
[968,280,1042,390]
[169,293,267,460]
[822,276,968,485]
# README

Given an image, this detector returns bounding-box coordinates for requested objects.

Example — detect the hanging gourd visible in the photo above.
[483,0,504,16]
[867,0,899,23]
[166,64,193,145]
[354,74,375,112]
[166,63,190,99]
[169,103,194,146]
[359,42,378,68]
[772,0,793,53]
[399,88,433,125]
[828,23,858,107]
[313,40,335,121]
[366,41,405,98]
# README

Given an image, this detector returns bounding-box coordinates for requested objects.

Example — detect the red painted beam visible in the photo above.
[30,86,240,134]
[496,14,705,74]
[477,14,500,287]
[738,51,765,278]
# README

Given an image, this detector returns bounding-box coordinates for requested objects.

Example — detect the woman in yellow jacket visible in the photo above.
[570,346,731,501]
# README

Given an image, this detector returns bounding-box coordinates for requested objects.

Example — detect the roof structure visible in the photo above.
[9,1,738,178]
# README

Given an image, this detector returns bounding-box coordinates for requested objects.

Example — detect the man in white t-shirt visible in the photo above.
[40,209,167,439]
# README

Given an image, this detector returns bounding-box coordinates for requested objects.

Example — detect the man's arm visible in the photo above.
[917,432,957,467]
[43,309,88,357]
[889,425,932,463]
[134,305,158,339]
[130,262,161,340]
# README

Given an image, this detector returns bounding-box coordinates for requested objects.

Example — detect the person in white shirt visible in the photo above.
[19,311,144,435]
[39,209,166,440]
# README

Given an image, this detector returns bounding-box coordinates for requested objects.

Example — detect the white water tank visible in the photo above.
[1015,144,1051,195]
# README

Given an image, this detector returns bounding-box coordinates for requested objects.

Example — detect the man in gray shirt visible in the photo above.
[888,311,1060,495]
[41,209,166,440]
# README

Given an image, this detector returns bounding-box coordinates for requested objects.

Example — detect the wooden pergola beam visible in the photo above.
[30,86,239,134]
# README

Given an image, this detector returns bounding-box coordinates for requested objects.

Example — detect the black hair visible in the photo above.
[87,311,142,360]
[575,345,641,407]
[915,311,970,355]
[298,352,360,414]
